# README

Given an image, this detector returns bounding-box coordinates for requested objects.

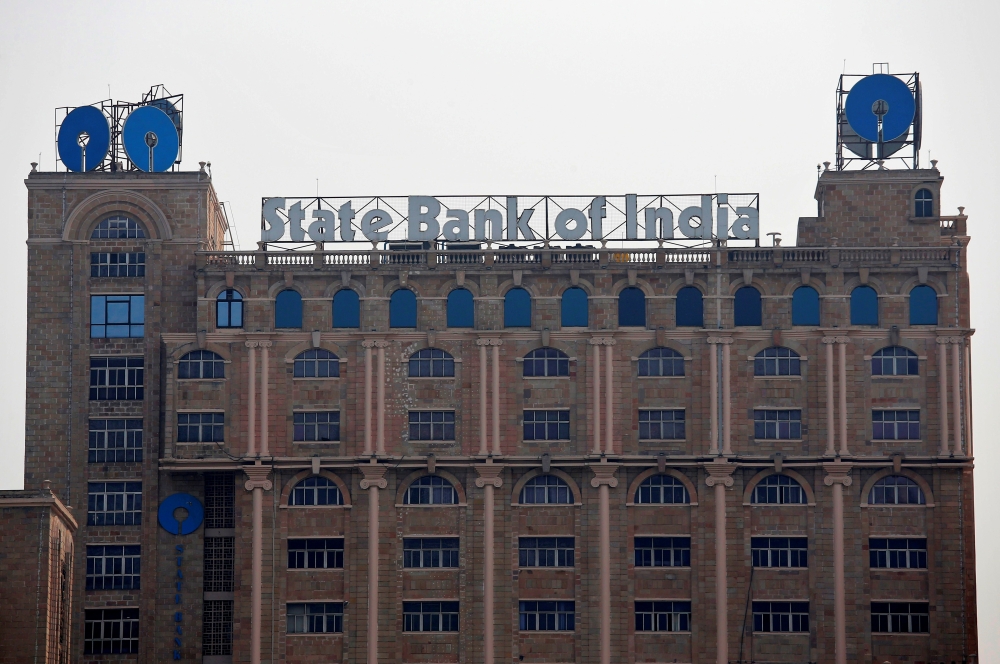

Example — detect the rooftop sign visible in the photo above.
[261,194,759,243]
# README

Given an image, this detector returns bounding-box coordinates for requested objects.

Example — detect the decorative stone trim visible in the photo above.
[822,336,850,344]
[589,337,616,346]
[706,337,734,345]
[589,462,620,488]
[475,463,504,488]
[475,338,503,347]
[704,458,735,487]
[359,462,388,490]
[244,463,273,491]
[823,461,854,487]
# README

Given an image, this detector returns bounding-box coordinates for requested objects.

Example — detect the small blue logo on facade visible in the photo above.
[157,493,204,535]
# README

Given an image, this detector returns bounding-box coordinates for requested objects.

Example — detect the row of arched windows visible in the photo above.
[286,473,925,507]
[215,284,940,330]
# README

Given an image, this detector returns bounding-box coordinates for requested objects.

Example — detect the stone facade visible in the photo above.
[20,165,977,663]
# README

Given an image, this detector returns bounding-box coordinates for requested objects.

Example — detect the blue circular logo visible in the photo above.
[122,105,180,172]
[57,106,111,172]
[845,74,915,143]
[157,493,204,535]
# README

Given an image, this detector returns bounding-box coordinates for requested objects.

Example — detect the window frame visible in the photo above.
[635,600,692,633]
[177,350,226,380]
[289,477,344,507]
[288,538,345,569]
[638,409,686,441]
[869,538,927,570]
[403,537,460,569]
[90,294,145,338]
[752,601,810,633]
[216,289,243,329]
[914,188,934,218]
[871,346,919,377]
[88,418,143,463]
[868,475,926,506]
[91,251,146,278]
[403,475,460,506]
[293,411,341,442]
[293,349,340,379]
[89,356,145,401]
[753,409,803,440]
[518,600,575,632]
[408,348,455,378]
[637,347,685,377]
[84,608,140,654]
[402,601,460,633]
[518,537,575,568]
[751,536,808,568]
[634,536,691,567]
[872,409,920,441]
[176,412,225,443]
[518,474,574,505]
[523,347,570,378]
[753,347,802,377]
[871,601,929,633]
[87,481,143,526]
[523,409,571,441]
[750,474,808,506]
[86,544,141,590]
[633,474,691,505]
[408,410,456,441]
[286,602,344,634]
[90,216,145,239]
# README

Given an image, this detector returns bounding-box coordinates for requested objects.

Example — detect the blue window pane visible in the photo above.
[676,287,703,327]
[275,290,302,328]
[618,287,646,327]
[505,288,531,327]
[915,188,933,218]
[390,289,418,328]
[850,286,878,326]
[792,286,820,326]
[91,295,144,338]
[217,289,243,329]
[909,285,937,325]
[332,290,360,328]
[734,287,762,326]
[561,287,588,327]
[447,289,474,328]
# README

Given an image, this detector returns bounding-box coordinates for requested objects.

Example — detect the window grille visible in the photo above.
[754,347,801,376]
[91,295,144,338]
[869,538,927,569]
[519,475,572,504]
[871,602,929,633]
[872,410,920,440]
[408,348,455,377]
[287,603,344,634]
[403,538,459,568]
[753,409,802,439]
[634,475,690,504]
[634,537,691,567]
[204,473,234,529]
[751,474,807,505]
[216,289,243,328]
[871,346,918,376]
[753,601,809,632]
[637,347,684,377]
[177,351,225,379]
[88,419,143,463]
[914,188,934,217]
[86,545,140,590]
[519,537,574,567]
[408,411,455,441]
[635,601,691,632]
[177,412,224,443]
[290,477,344,506]
[751,537,808,568]
[288,539,345,569]
[91,217,145,239]
[293,412,340,442]
[294,349,340,378]
[204,537,235,592]
[91,252,145,277]
[868,476,926,505]
[638,410,685,440]
[89,357,144,400]
[523,347,569,377]
[403,601,460,632]
[519,601,574,631]
[87,482,142,526]
[203,600,234,656]
[84,608,139,654]
[523,410,570,440]
[403,475,458,505]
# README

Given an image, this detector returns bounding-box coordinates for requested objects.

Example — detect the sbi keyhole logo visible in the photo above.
[158,493,204,661]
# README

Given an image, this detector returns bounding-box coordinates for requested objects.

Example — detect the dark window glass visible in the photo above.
[676,287,703,327]
[752,602,809,633]
[403,538,460,568]
[638,347,684,376]
[86,545,141,590]
[561,287,588,327]
[275,290,302,328]
[91,217,145,239]
[868,476,926,505]
[177,412,224,443]
[871,346,918,376]
[634,475,690,504]
[618,287,646,327]
[869,538,927,569]
[87,482,142,526]
[635,601,691,632]
[403,601,460,632]
[204,537,235,592]
[751,474,807,505]
[523,347,569,377]
[408,411,456,441]
[409,348,455,377]
[734,286,762,326]
[519,537,574,567]
[84,608,139,654]
[519,474,572,504]
[88,419,143,463]
[404,475,459,505]
[91,252,145,278]
[914,188,934,218]
[634,537,691,567]
[390,289,417,328]
[204,472,235,529]
[910,285,938,325]
[288,538,344,569]
[851,286,879,326]
[872,410,920,440]
[753,409,802,439]
[289,477,344,506]
[792,285,820,326]
[519,601,575,631]
[216,289,243,328]
[287,603,344,633]
[89,357,144,400]
[751,537,808,568]
[294,349,340,378]
[871,602,929,633]
[91,295,144,338]
[293,412,340,441]
[332,289,360,328]
[754,347,801,376]
[447,288,474,328]
[203,600,233,656]
[178,350,225,379]
[523,410,570,440]
[504,288,531,327]
[638,410,686,440]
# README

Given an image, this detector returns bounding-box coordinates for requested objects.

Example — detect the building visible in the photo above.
[19,157,978,663]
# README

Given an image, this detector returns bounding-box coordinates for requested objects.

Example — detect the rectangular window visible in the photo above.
[872,410,920,440]
[751,537,808,568]
[408,411,455,441]
[288,539,345,569]
[205,472,235,529]
[91,295,144,338]
[403,601,460,632]
[204,537,235,592]
[86,545,140,590]
[91,252,146,278]
[519,601,575,631]
[869,538,927,569]
[753,409,802,440]
[519,537,574,567]
[752,601,809,633]
[87,482,142,526]
[635,601,691,632]
[523,410,570,441]
[89,357,144,400]
[293,411,341,442]
[871,602,929,633]
[88,419,143,463]
[638,410,686,440]
[177,412,224,443]
[287,602,344,634]
[634,536,691,567]
[84,608,139,654]
[203,600,233,656]
[403,538,459,568]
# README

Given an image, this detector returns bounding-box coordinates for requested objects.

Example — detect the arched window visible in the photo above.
[178,350,225,379]
[294,349,340,378]
[390,289,417,328]
[909,285,938,325]
[523,348,569,377]
[504,288,531,328]
[290,476,344,506]
[751,474,807,505]
[404,476,459,505]
[216,289,243,328]
[618,287,646,327]
[275,290,303,328]
[676,287,703,327]
[561,287,588,327]
[734,286,762,326]
[914,188,934,218]
[872,346,918,376]
[332,289,360,328]
[520,475,573,505]
[638,347,684,377]
[634,474,690,504]
[850,286,879,326]
[754,347,801,376]
[792,286,820,326]
[92,216,146,239]
[868,476,926,505]
[447,289,474,328]
[409,349,455,378]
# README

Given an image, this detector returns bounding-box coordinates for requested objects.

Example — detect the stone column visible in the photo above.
[590,462,620,664]
[244,462,273,664]
[363,341,375,455]
[823,337,836,456]
[951,338,963,455]
[477,340,489,455]
[360,462,388,664]
[937,337,949,455]
[477,338,503,455]
[705,459,735,664]
[604,342,614,455]
[824,461,854,664]
[245,341,258,456]
[492,340,503,456]
[708,338,719,455]
[707,337,733,455]
[591,339,602,454]
[375,341,389,455]
[837,338,848,456]
[259,340,272,456]
[475,462,504,664]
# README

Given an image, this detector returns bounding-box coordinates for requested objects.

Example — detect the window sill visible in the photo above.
[871,568,928,573]
[870,439,923,443]
[752,631,809,636]
[175,441,227,446]
[634,566,692,571]
[293,377,341,381]
[288,567,345,572]
[176,378,226,383]
[292,440,342,445]
[627,502,698,507]
[406,376,457,381]
[401,631,460,635]
[522,439,572,444]
[637,375,687,379]
[407,440,458,446]
[523,376,572,381]
[871,632,930,637]
[638,439,688,444]
[514,503,582,508]
[280,504,351,510]
[753,375,803,381]
[519,566,575,571]
[404,567,460,572]
[635,631,692,635]
[395,503,468,509]
[286,632,344,637]
[751,566,808,571]
[753,439,804,443]
[516,630,576,634]
[871,375,921,380]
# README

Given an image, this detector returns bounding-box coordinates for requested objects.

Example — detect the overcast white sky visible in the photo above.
[2,0,998,656]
